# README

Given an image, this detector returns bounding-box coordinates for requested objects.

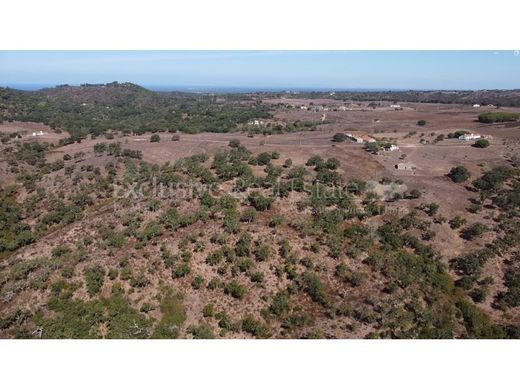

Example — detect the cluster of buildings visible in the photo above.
[472,104,495,108]
[343,132,399,152]
[345,133,376,143]
[31,131,45,137]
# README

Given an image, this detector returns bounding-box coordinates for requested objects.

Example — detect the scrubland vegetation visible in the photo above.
[1,85,520,339]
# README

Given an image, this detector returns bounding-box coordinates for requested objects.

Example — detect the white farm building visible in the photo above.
[459,133,482,141]
[385,144,399,152]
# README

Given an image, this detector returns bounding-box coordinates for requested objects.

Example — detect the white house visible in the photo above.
[249,120,264,126]
[459,133,482,141]
[300,106,308,111]
[472,104,481,108]
[385,144,399,152]
[32,131,44,136]
[390,104,401,109]
[357,135,376,143]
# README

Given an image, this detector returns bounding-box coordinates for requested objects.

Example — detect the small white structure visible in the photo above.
[459,133,482,141]
[338,106,347,111]
[32,131,45,136]
[249,120,264,126]
[300,106,308,110]
[385,144,399,152]
[395,162,416,171]
[472,104,481,108]
[390,104,401,109]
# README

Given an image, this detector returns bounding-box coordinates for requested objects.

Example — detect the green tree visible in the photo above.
[473,139,490,148]
[448,166,470,183]
[332,133,347,142]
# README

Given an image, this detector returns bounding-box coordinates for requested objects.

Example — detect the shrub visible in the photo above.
[407,189,422,199]
[257,152,272,165]
[449,215,467,229]
[171,134,180,141]
[150,134,160,142]
[325,158,340,170]
[84,265,105,297]
[191,275,204,289]
[423,202,439,216]
[306,155,323,166]
[332,133,347,142]
[473,166,515,192]
[473,139,490,148]
[172,263,190,278]
[224,280,246,299]
[235,233,252,257]
[130,273,150,288]
[255,243,270,262]
[188,323,215,339]
[229,139,241,148]
[301,272,331,308]
[240,207,257,223]
[448,166,470,183]
[496,262,520,308]
[417,120,426,126]
[242,315,269,338]
[461,223,487,240]
[270,291,290,316]
[202,304,215,317]
[269,215,284,227]
[248,191,274,211]
[206,250,223,266]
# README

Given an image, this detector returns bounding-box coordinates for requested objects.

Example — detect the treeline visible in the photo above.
[262,90,520,107]
[478,112,520,123]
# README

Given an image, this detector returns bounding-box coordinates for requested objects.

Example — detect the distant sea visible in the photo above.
[0,83,407,93]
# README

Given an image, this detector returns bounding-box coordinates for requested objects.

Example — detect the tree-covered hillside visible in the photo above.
[0,82,272,139]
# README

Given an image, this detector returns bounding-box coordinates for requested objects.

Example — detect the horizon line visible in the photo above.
[2,82,520,93]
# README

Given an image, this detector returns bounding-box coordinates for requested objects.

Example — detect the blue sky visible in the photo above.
[0,51,519,90]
